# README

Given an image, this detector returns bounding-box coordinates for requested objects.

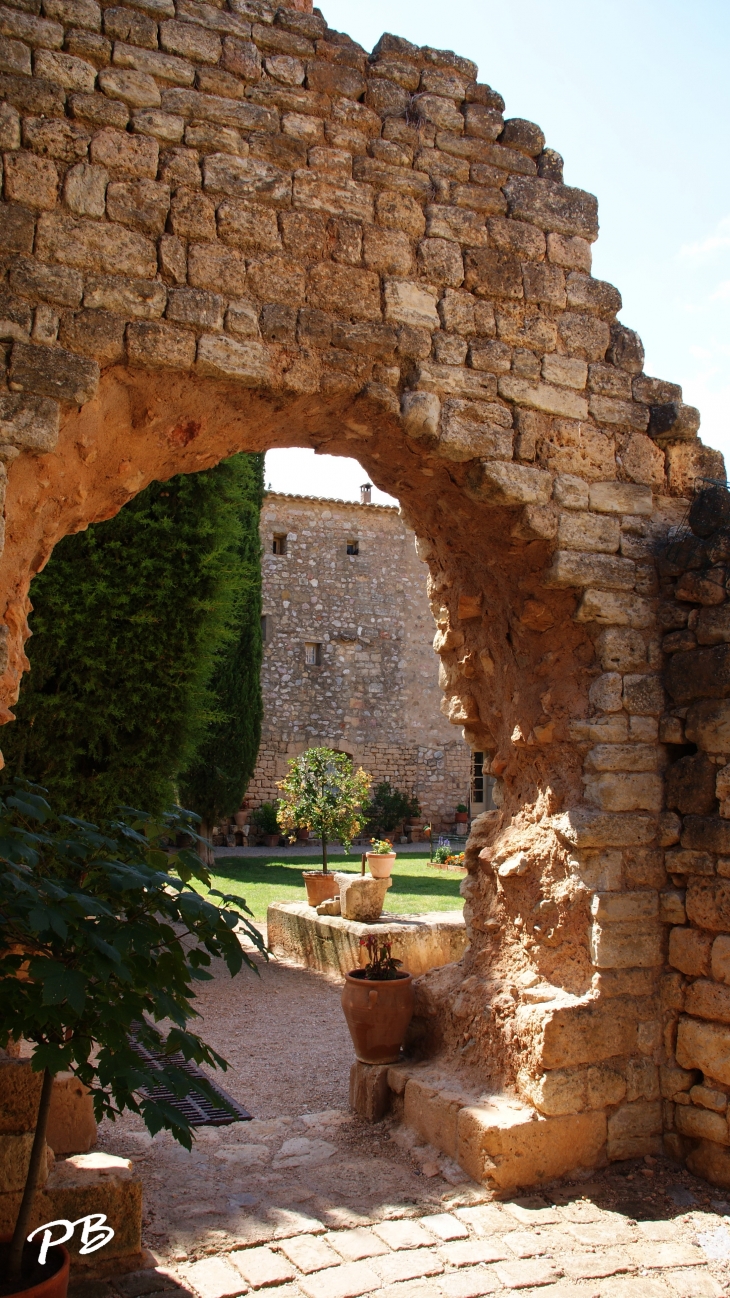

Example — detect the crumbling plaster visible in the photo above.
[0,0,726,1183]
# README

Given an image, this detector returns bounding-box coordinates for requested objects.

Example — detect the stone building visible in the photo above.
[246,487,473,827]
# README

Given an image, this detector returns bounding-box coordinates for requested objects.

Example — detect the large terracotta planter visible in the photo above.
[0,1241,70,1298]
[366,851,396,879]
[303,871,338,907]
[341,970,414,1064]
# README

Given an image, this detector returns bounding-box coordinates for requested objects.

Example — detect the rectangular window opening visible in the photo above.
[471,751,484,804]
[272,533,287,555]
[346,539,359,556]
[305,642,322,666]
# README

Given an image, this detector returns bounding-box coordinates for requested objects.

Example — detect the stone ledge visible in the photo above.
[350,1060,608,1194]
[0,1152,143,1274]
[267,901,468,978]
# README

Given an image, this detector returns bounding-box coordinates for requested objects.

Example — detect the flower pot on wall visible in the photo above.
[454,812,468,824]
[366,851,396,879]
[303,871,338,907]
[0,1241,70,1298]
[296,827,310,841]
[341,971,414,1064]
[233,811,248,827]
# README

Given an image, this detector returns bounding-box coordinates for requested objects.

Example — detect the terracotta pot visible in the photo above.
[296,827,310,841]
[455,812,468,823]
[341,970,414,1064]
[366,851,396,879]
[263,833,280,846]
[0,1242,70,1298]
[233,811,248,827]
[303,871,338,907]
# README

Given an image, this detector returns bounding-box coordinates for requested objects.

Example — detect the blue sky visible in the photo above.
[266,0,730,504]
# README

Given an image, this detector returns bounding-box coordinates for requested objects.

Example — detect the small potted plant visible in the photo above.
[454,804,469,825]
[277,748,371,907]
[341,936,414,1064]
[366,837,396,879]
[250,801,281,846]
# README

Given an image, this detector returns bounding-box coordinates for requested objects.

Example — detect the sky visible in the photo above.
[266,0,730,506]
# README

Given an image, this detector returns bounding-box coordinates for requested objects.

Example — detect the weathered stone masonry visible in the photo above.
[0,0,727,1188]
[248,490,471,825]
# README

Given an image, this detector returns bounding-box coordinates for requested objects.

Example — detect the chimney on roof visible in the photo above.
[360,483,372,505]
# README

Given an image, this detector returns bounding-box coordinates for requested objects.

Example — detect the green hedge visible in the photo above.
[4,454,264,823]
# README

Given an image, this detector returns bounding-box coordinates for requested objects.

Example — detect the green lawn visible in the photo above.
[209,853,465,922]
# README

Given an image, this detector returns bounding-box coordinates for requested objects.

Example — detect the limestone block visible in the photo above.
[83,275,166,319]
[685,699,730,753]
[597,627,647,672]
[196,334,271,384]
[465,460,552,507]
[401,391,440,441]
[553,472,589,509]
[676,1015,730,1086]
[349,1062,390,1122]
[687,1138,730,1188]
[518,1063,625,1116]
[0,1060,43,1135]
[690,1083,727,1112]
[498,375,588,420]
[665,849,715,876]
[588,481,653,515]
[712,935,730,985]
[660,1063,696,1097]
[0,393,60,453]
[660,889,687,925]
[675,1104,729,1145]
[457,1100,606,1192]
[0,1132,50,1193]
[669,927,712,976]
[557,511,619,554]
[606,1100,662,1160]
[403,1079,461,1158]
[338,875,392,923]
[544,551,635,591]
[591,891,658,921]
[686,876,730,931]
[9,341,99,406]
[553,807,656,848]
[0,1152,142,1266]
[585,773,663,813]
[685,979,730,1025]
[696,607,730,646]
[622,674,664,717]
[516,998,638,1070]
[503,176,598,241]
[589,920,663,969]
[47,1072,97,1155]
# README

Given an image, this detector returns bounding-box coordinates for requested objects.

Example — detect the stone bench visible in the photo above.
[267,902,468,978]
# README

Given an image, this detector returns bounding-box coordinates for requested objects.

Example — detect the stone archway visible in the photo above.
[1,0,725,1189]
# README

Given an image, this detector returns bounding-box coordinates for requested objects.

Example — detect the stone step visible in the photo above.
[351,1060,606,1194]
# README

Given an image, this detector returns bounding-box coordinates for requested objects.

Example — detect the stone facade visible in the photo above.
[0,0,728,1188]
[247,491,471,826]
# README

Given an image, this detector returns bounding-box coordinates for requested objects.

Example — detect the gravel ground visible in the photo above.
[90,949,730,1296]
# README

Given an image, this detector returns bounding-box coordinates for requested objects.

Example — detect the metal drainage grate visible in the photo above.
[129,1033,252,1127]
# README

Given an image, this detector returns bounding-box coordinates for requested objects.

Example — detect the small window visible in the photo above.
[272,533,287,555]
[346,539,359,556]
[304,642,322,666]
[261,614,269,643]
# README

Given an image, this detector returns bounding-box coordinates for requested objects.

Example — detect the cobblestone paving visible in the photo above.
[75,955,730,1298]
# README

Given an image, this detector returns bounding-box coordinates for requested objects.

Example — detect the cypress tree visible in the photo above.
[179,454,264,839]
[3,454,264,824]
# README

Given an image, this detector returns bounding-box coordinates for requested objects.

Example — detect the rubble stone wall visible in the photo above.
[655,486,730,1190]
[0,0,727,1186]
[247,490,470,824]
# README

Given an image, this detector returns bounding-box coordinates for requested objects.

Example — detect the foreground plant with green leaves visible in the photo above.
[276,748,371,872]
[0,781,264,1289]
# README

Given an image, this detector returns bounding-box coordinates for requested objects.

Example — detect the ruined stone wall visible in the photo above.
[654,486,730,1189]
[247,490,470,823]
[0,0,727,1186]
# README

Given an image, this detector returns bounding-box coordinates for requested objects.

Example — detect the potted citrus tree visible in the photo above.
[366,837,397,879]
[0,780,265,1298]
[341,936,414,1064]
[276,748,370,906]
